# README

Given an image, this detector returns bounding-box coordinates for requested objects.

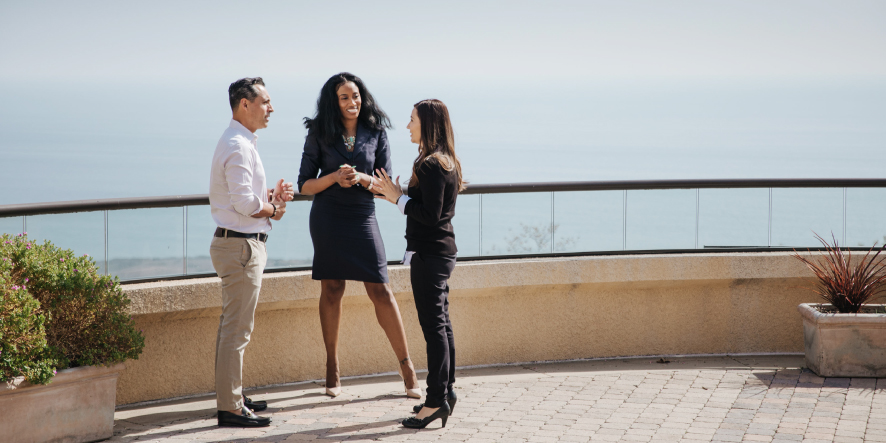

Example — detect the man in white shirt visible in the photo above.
[209,77,293,427]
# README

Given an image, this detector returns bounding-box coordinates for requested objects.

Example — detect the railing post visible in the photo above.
[623,190,627,250]
[183,206,188,275]
[550,191,555,253]
[768,188,772,247]
[22,215,26,234]
[104,210,109,275]
[478,194,483,256]
[843,187,847,246]
[695,189,700,249]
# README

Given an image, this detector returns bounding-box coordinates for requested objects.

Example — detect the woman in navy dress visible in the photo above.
[297,72,420,398]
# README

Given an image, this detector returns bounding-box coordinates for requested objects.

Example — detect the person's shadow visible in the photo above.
[113,391,421,441]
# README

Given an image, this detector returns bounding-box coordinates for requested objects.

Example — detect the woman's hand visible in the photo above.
[373,168,402,204]
[335,164,359,188]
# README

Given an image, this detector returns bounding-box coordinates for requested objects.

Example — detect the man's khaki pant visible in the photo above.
[209,236,267,411]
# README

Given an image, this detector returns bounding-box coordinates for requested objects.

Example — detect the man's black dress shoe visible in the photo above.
[244,395,267,412]
[412,390,457,414]
[218,408,271,427]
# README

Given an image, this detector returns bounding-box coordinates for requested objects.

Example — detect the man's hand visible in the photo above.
[272,179,295,202]
[271,195,287,221]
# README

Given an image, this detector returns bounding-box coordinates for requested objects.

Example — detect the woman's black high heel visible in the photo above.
[402,401,450,429]
[412,390,457,414]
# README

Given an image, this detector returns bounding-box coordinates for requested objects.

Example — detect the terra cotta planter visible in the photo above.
[0,363,125,443]
[798,303,886,377]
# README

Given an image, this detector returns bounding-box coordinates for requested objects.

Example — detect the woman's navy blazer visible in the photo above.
[297,123,392,200]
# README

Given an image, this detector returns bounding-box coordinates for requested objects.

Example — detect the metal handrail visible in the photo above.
[4,177,884,283]
[461,178,886,194]
[2,178,886,217]
[0,195,212,217]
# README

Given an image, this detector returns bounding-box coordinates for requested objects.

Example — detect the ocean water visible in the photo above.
[1,78,885,280]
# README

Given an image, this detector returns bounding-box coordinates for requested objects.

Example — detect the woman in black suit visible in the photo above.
[297,72,419,399]
[374,99,465,429]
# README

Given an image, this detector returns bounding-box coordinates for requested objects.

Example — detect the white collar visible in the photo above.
[229,119,258,143]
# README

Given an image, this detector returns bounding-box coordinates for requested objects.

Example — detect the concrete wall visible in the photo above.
[118,252,821,405]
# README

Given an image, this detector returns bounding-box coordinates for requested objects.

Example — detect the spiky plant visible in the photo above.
[792,232,886,313]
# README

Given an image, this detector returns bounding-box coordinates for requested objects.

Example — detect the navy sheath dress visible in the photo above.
[297,124,392,283]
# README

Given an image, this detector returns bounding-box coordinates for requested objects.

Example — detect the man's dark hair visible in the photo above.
[228,77,265,111]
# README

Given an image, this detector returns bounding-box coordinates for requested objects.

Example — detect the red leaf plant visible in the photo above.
[792,232,886,314]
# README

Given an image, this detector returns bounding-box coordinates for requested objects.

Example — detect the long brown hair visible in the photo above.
[409,99,466,191]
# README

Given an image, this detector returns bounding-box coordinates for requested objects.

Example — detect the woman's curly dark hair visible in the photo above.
[303,72,391,145]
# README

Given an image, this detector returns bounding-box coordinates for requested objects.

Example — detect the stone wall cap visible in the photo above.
[2,363,126,397]
[798,303,886,326]
[124,253,820,317]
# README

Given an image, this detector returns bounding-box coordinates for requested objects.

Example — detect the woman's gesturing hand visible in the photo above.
[373,168,402,204]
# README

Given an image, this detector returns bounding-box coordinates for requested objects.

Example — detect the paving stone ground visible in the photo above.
[111,355,886,443]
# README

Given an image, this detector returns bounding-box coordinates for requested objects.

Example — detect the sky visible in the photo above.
[2,0,884,84]
[0,1,885,205]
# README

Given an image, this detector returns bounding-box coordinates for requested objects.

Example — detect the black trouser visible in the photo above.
[410,252,457,408]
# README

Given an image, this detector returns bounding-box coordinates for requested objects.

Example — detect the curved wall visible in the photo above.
[118,252,819,405]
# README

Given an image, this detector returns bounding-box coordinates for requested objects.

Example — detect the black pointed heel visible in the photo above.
[412,390,457,414]
[402,401,450,429]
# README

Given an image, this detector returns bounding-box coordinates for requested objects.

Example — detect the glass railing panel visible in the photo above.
[26,212,106,271]
[452,194,480,257]
[481,192,552,256]
[185,205,215,274]
[625,189,695,250]
[553,190,623,253]
[771,188,842,248]
[0,216,24,236]
[373,198,407,265]
[265,200,315,269]
[698,188,769,248]
[846,188,886,248]
[108,207,184,280]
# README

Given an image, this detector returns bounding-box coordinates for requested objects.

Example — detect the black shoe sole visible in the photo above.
[218,420,271,428]
[217,410,272,427]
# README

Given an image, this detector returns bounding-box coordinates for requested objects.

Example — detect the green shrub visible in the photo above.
[0,268,56,385]
[0,233,145,384]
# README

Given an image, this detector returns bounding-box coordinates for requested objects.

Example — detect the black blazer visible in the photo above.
[404,158,458,256]
[297,123,392,200]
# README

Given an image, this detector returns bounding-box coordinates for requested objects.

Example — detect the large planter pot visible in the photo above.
[798,303,886,377]
[0,363,125,443]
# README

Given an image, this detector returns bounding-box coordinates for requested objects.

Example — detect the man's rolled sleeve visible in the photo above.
[224,148,263,217]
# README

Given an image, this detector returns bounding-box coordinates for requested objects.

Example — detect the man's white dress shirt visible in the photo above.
[209,119,271,234]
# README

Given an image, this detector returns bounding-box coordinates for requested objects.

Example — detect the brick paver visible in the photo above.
[110,356,886,442]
